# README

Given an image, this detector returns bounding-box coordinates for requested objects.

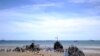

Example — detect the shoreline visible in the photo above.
[0,45,100,50]
[0,45,100,56]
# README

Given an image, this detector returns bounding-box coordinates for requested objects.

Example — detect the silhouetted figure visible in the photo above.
[54,41,63,52]
[14,47,21,52]
[68,46,85,56]
[26,45,30,50]
[0,49,5,52]
[13,43,40,52]
[7,49,12,52]
[29,43,35,51]
[30,43,34,49]
[26,43,40,51]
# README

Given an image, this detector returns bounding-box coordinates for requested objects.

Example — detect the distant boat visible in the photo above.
[90,40,95,42]
[74,40,78,42]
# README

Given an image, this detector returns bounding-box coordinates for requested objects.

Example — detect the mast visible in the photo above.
[56,36,58,41]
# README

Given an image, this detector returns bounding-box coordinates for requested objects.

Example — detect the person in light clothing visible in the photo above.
[63,49,68,56]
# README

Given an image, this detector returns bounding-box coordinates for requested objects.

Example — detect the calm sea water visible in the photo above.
[0,40,100,48]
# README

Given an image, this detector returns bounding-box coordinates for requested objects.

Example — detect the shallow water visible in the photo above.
[0,40,100,48]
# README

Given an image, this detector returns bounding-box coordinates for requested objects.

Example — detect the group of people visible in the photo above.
[0,41,85,56]
[14,43,40,52]
[63,46,85,56]
[54,41,85,56]
[0,43,40,52]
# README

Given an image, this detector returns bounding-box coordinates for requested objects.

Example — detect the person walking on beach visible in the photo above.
[63,49,68,56]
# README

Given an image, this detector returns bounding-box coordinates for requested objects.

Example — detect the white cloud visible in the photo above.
[69,0,86,3]
[13,15,100,33]
[14,2,63,11]
[0,0,100,40]
[9,16,99,40]
[68,0,100,4]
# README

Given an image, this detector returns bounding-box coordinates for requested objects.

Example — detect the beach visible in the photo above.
[0,0,100,55]
[0,40,100,56]
[0,49,100,56]
[0,45,100,56]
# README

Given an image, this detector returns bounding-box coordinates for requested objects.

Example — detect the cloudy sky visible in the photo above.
[0,0,100,40]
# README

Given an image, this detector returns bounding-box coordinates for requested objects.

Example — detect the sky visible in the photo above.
[0,0,100,40]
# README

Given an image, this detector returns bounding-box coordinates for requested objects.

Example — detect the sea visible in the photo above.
[0,40,100,49]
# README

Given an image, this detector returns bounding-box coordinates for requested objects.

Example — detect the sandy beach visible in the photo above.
[0,46,100,56]
[0,50,100,56]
